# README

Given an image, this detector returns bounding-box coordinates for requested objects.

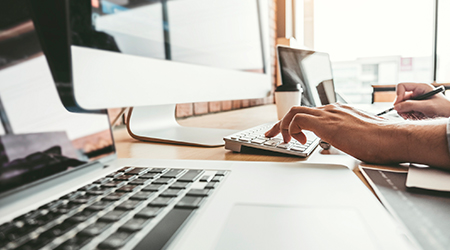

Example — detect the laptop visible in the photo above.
[0,12,414,250]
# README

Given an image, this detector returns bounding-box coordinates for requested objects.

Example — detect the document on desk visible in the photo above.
[360,167,450,250]
[406,164,450,192]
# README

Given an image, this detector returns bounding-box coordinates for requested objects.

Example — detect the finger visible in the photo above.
[264,122,280,138]
[394,100,426,113]
[288,113,318,144]
[280,106,323,142]
[394,82,433,104]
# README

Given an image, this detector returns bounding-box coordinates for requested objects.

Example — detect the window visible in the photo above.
[313,0,434,103]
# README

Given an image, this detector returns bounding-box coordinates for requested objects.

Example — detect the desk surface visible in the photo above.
[113,104,406,193]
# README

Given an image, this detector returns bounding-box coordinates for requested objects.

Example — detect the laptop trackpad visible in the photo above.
[215,204,378,250]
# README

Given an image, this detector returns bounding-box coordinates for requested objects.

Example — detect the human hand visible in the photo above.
[264,103,398,164]
[393,82,450,119]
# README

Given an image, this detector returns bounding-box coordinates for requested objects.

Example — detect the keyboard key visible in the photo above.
[130,191,157,201]
[124,167,148,175]
[135,207,162,218]
[169,182,190,189]
[40,220,77,238]
[290,146,306,152]
[114,175,137,181]
[251,138,266,144]
[102,192,127,201]
[55,234,92,250]
[132,209,194,250]
[67,210,97,223]
[116,185,139,193]
[161,169,185,178]
[141,184,165,192]
[86,200,114,211]
[78,222,111,236]
[277,143,290,149]
[99,210,129,222]
[177,170,204,182]
[152,178,175,185]
[205,182,218,189]
[186,189,212,197]
[98,231,135,249]
[199,175,212,182]
[139,173,160,179]
[101,181,126,188]
[159,189,182,197]
[215,170,227,176]
[148,168,167,173]
[117,167,133,172]
[148,197,173,207]
[116,200,143,210]
[210,176,223,182]
[239,137,252,142]
[119,218,151,232]
[128,178,151,186]
[94,177,112,184]
[175,196,204,209]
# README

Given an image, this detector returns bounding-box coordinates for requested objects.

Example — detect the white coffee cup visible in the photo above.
[275,87,302,120]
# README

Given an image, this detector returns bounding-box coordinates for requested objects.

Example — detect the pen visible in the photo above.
[376,85,446,116]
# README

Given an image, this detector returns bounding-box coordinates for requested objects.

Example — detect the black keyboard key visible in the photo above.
[135,207,162,219]
[148,197,173,207]
[93,177,112,184]
[159,189,182,197]
[186,189,212,197]
[114,175,137,181]
[177,170,204,182]
[117,167,133,172]
[99,210,129,222]
[141,184,165,192]
[199,175,212,182]
[86,200,114,211]
[116,184,139,193]
[129,178,151,186]
[78,222,111,236]
[17,235,53,250]
[69,195,96,204]
[102,192,127,201]
[152,178,175,185]
[175,196,204,209]
[215,170,227,176]
[98,231,135,249]
[161,169,185,178]
[119,218,151,232]
[148,168,167,173]
[132,209,195,250]
[130,191,157,201]
[40,220,77,238]
[124,168,148,175]
[169,182,190,189]
[139,173,159,179]
[67,210,97,223]
[210,176,223,182]
[101,181,126,188]
[54,235,92,250]
[205,182,218,189]
[116,200,143,210]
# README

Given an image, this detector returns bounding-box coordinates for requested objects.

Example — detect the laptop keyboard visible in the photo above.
[224,123,320,157]
[0,167,227,250]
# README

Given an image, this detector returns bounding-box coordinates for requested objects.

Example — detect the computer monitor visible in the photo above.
[29,0,272,146]
[277,46,336,107]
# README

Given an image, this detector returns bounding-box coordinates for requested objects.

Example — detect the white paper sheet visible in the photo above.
[406,164,450,192]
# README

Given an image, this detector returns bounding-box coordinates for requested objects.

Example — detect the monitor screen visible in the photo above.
[29,0,272,110]
[0,0,114,196]
[277,46,336,107]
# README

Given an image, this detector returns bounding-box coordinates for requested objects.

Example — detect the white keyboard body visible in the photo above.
[224,123,320,157]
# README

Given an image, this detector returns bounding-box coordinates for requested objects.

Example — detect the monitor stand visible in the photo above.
[126,105,239,147]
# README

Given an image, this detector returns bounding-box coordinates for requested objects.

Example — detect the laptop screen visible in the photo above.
[0,1,114,196]
[277,46,336,107]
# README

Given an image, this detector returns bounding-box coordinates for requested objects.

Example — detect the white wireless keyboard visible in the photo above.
[224,122,320,157]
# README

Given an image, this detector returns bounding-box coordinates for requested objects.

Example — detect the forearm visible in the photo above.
[384,120,450,169]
